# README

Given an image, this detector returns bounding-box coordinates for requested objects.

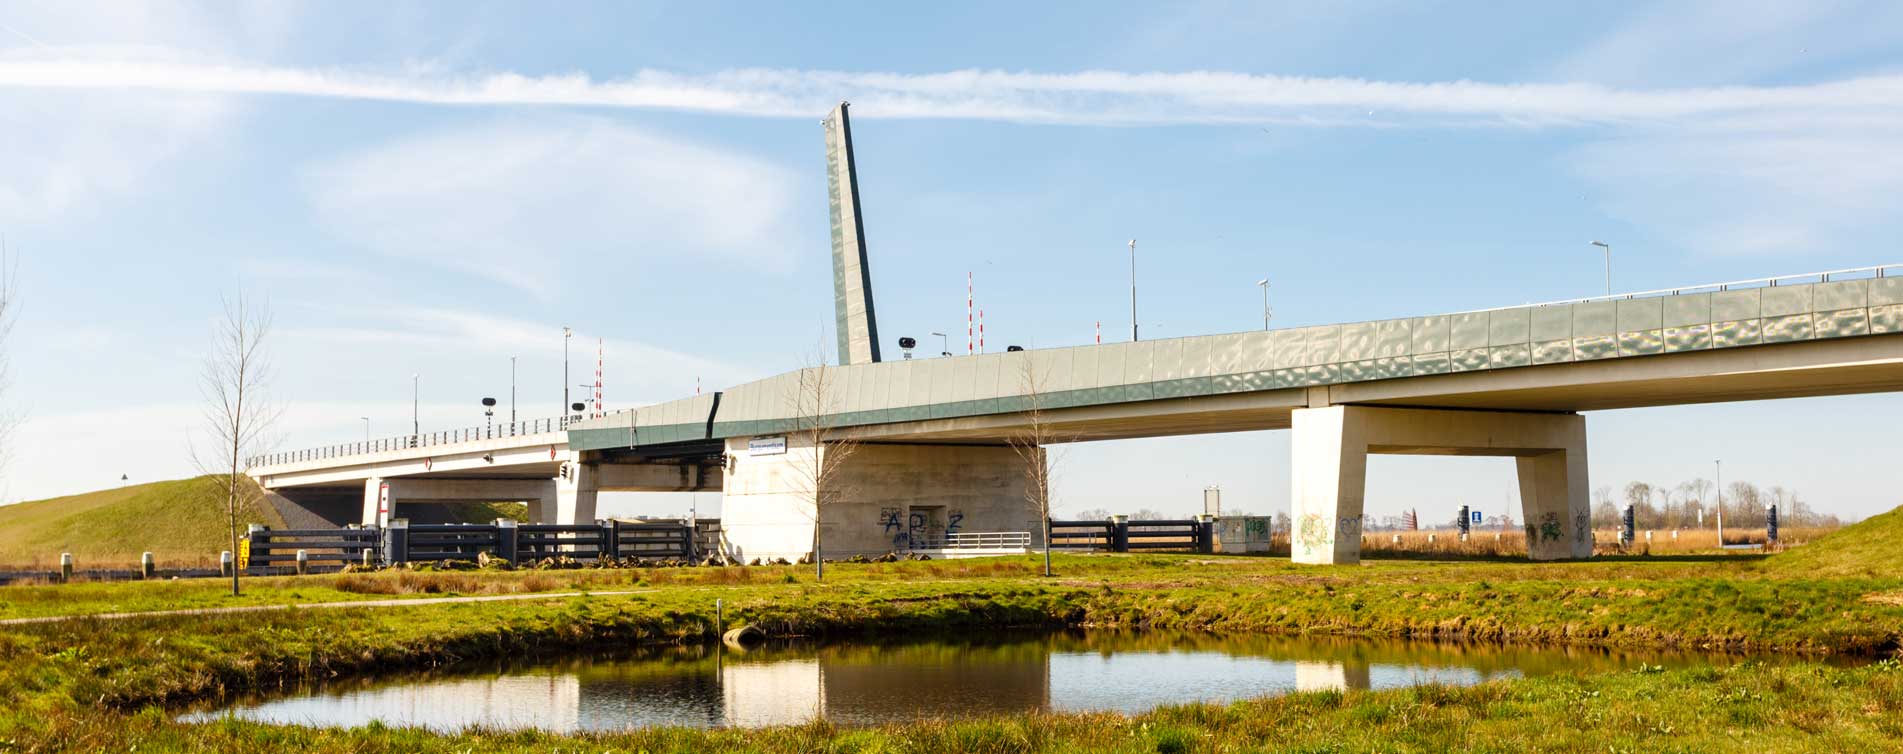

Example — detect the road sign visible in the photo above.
[237,538,250,570]
[1471,510,1482,524]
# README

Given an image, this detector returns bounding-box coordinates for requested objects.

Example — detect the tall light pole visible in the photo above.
[562,326,573,422]
[1590,241,1611,297]
[930,331,950,357]
[1127,239,1139,342]
[410,374,419,438]
[510,356,517,426]
[1714,459,1725,547]
[1256,277,1273,331]
[360,417,370,443]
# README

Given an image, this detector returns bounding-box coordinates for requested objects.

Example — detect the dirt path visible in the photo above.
[0,589,649,626]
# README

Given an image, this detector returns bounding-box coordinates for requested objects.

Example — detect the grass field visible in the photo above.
[0,506,1897,752]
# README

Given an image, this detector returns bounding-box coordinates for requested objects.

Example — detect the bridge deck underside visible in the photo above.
[842,335,1903,445]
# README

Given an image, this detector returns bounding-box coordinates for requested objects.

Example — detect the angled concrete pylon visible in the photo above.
[1290,405,1593,564]
[822,101,882,366]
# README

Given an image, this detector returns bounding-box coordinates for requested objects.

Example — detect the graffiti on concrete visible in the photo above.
[1538,512,1563,542]
[1573,510,1592,546]
[879,507,906,549]
[1298,512,1333,555]
[946,510,965,536]
[1336,515,1363,541]
[1244,518,1269,538]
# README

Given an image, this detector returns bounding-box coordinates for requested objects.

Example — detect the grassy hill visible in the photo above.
[1766,504,1903,579]
[0,476,284,569]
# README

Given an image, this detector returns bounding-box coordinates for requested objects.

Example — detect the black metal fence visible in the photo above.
[1047,518,1213,554]
[242,520,703,571]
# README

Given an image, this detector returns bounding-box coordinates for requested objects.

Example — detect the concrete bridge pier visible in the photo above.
[554,459,599,526]
[718,435,1043,564]
[1290,405,1591,565]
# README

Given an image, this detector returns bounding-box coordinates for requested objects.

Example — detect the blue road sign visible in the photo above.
[1471,510,1483,524]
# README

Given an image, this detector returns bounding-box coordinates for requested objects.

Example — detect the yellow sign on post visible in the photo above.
[237,538,250,570]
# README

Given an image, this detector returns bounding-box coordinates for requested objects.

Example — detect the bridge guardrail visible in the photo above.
[246,411,626,468]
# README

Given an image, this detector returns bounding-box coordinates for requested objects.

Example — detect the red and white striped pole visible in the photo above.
[1095,321,1101,345]
[979,309,985,354]
[593,338,604,416]
[966,272,974,355]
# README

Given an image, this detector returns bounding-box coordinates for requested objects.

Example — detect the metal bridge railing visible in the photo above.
[914,531,1034,550]
[245,410,635,469]
[1460,263,1903,314]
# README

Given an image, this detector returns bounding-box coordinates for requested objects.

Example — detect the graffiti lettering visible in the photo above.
[1573,511,1591,546]
[946,510,965,536]
[1538,512,1563,542]
[1297,513,1333,555]
[1336,515,1363,540]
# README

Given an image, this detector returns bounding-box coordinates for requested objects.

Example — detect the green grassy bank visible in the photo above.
[0,510,1899,752]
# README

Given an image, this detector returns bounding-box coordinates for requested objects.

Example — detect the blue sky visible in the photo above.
[2,1,1901,520]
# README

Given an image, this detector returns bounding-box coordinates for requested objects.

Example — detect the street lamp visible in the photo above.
[509,356,517,426]
[562,326,573,422]
[411,374,419,438]
[1255,277,1273,331]
[1590,241,1611,297]
[360,416,370,443]
[1714,459,1725,547]
[1127,239,1138,342]
[930,331,951,357]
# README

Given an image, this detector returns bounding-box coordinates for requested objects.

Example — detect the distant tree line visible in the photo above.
[1590,479,1840,530]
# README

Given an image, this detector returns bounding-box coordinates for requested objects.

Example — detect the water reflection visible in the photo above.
[185,632,1739,731]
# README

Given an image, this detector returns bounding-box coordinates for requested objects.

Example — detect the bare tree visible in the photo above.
[784,354,858,581]
[194,294,279,596]
[1006,354,1067,577]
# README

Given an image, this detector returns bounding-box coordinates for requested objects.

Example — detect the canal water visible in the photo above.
[184,632,1739,731]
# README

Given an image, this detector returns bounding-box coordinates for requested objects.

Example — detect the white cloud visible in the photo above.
[300,116,799,294]
[4,56,1903,127]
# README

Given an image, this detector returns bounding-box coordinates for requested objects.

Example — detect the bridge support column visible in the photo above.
[553,458,599,526]
[1290,405,1591,565]
[361,478,391,527]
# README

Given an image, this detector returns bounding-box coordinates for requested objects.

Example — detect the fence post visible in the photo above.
[496,518,519,564]
[383,519,410,566]
[1196,515,1215,554]
[295,550,309,576]
[1766,504,1779,546]
[60,553,74,582]
[684,521,700,562]
[140,552,156,580]
[1457,504,1471,541]
[1620,504,1636,547]
[1110,515,1130,553]
[600,519,619,561]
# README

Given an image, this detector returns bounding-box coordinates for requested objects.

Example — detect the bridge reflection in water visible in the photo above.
[188,633,1724,732]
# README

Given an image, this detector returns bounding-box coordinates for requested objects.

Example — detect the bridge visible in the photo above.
[246,102,1903,565]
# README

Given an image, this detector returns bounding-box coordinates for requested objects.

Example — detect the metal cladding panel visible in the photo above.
[973,354,1005,400]
[868,363,894,411]
[1149,338,1186,381]
[1489,344,1531,368]
[1041,348,1076,394]
[1761,284,1813,318]
[1203,333,1248,376]
[1095,343,1128,391]
[841,365,867,414]
[1871,303,1903,334]
[1123,340,1156,385]
[1069,346,1101,389]
[822,103,881,366]
[1663,294,1712,328]
[925,358,959,405]
[1617,298,1664,333]
[1531,340,1572,364]
[1619,329,1664,356]
[1488,308,1531,346]
[1762,314,1813,343]
[1340,322,1377,362]
[1530,306,1572,342]
[1816,309,1870,339]
[1449,313,1489,351]
[1814,280,1868,311]
[1712,319,1763,348]
[1572,301,1617,338]
[1371,319,1411,359]
[883,364,911,411]
[1871,277,1903,306]
[1410,316,1450,354]
[1412,352,1452,375]
[1572,334,1618,360]
[1710,290,1760,322]
[1664,325,1712,352]
[1178,337,1215,378]
[1234,330,1275,372]
[1269,329,1306,369]
[1450,348,1490,372]
[1305,326,1343,366]
[913,357,943,405]
[947,357,980,404]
